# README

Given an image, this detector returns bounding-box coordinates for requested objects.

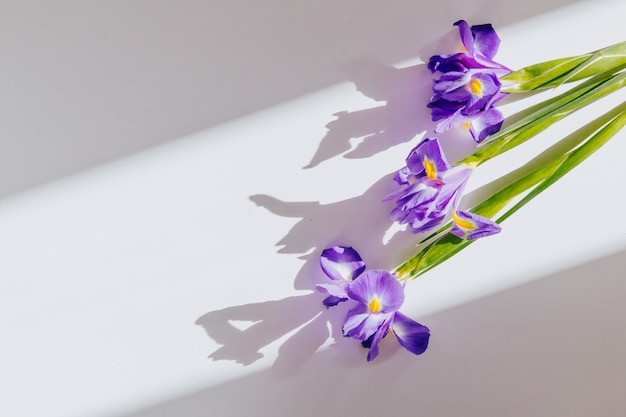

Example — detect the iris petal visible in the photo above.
[315,282,349,299]
[450,210,502,240]
[391,312,430,356]
[320,246,366,281]
[462,73,502,115]
[431,72,472,98]
[470,23,501,60]
[469,107,505,143]
[366,319,393,362]
[394,182,438,212]
[343,305,392,341]
[347,270,405,313]
[408,213,446,234]
[428,98,465,122]
[388,144,473,235]
[405,138,450,178]
[454,20,474,55]
[316,282,350,307]
[322,295,347,308]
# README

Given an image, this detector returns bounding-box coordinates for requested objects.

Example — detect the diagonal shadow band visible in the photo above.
[144,247,626,417]
[201,111,592,370]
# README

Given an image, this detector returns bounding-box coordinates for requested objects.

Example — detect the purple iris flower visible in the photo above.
[450,210,501,240]
[427,20,511,142]
[428,20,510,73]
[316,246,366,307]
[343,270,430,361]
[384,138,472,234]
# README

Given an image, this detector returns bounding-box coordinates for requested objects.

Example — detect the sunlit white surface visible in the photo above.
[1,1,625,416]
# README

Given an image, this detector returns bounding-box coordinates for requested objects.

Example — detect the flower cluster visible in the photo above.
[313,20,625,363]
[383,20,509,239]
[316,21,508,361]
[428,20,511,142]
[384,137,501,238]
[316,246,430,361]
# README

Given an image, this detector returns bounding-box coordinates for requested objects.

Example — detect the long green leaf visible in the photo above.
[496,103,626,224]
[501,41,626,93]
[395,103,626,280]
[395,157,564,279]
[459,69,626,166]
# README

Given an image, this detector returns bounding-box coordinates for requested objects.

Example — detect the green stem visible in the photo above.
[458,68,625,166]
[395,102,626,280]
[500,41,626,93]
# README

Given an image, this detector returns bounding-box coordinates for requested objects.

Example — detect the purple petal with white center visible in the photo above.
[461,73,502,115]
[429,69,505,133]
[391,205,429,229]
[320,246,366,282]
[394,181,438,212]
[383,181,417,204]
[430,187,458,214]
[366,318,393,361]
[435,84,472,105]
[438,165,473,203]
[347,270,405,313]
[450,210,502,240]
[431,72,471,98]
[391,312,430,356]
[405,138,450,178]
[408,213,446,234]
[469,107,504,143]
[315,282,349,299]
[392,204,429,226]
[343,304,393,341]
[388,161,473,234]
[391,190,440,227]
[316,276,352,308]
[433,109,467,134]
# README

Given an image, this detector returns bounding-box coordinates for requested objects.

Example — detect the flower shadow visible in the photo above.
[195,293,348,373]
[195,290,372,375]
[304,59,433,169]
[249,175,422,290]
[197,175,426,371]
[195,31,520,374]
[131,248,626,417]
[195,56,443,371]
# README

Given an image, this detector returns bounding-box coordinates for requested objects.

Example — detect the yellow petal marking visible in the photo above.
[470,78,483,96]
[423,158,437,181]
[368,296,381,313]
[452,210,476,230]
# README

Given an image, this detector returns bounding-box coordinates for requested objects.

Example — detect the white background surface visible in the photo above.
[1,1,625,416]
